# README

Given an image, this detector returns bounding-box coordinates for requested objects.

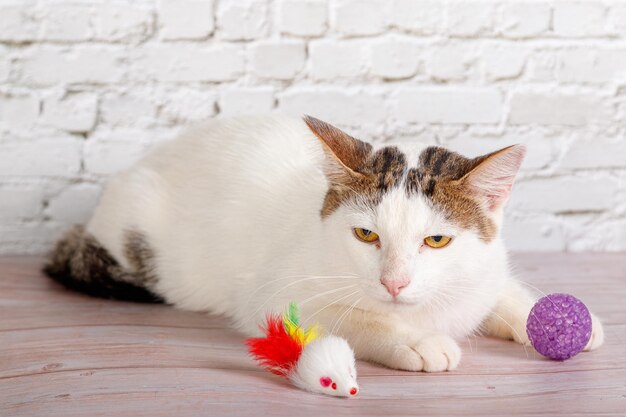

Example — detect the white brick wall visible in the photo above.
[0,0,625,253]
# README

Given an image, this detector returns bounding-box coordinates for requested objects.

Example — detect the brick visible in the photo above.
[0,137,81,177]
[278,88,386,126]
[526,50,557,82]
[567,218,626,251]
[498,3,550,38]
[93,3,154,42]
[509,93,609,126]
[333,0,386,36]
[100,91,157,127]
[20,47,125,86]
[482,45,527,81]
[445,133,554,171]
[608,4,626,37]
[41,92,97,133]
[134,44,244,82]
[158,88,217,123]
[389,0,442,35]
[219,88,275,116]
[0,94,40,128]
[159,0,214,40]
[553,2,607,37]
[249,41,305,80]
[0,3,39,42]
[45,183,102,223]
[502,215,566,251]
[427,44,472,81]
[84,138,147,176]
[309,40,366,80]
[370,36,421,79]
[396,88,503,124]
[560,136,626,169]
[0,184,46,220]
[446,1,495,37]
[557,48,626,84]
[216,0,267,40]
[39,4,92,41]
[0,222,65,254]
[510,177,618,213]
[278,0,327,37]
[0,46,10,82]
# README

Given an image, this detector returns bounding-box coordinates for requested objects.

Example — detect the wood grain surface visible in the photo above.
[1,254,624,417]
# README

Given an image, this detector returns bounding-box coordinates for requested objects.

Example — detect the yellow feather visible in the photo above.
[281,302,321,346]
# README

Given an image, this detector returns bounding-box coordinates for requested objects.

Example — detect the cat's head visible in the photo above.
[305,116,525,307]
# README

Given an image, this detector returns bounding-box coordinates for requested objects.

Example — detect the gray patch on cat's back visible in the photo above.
[123,229,159,289]
[43,225,163,302]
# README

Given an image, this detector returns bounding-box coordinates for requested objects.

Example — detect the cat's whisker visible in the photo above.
[298,284,359,308]
[433,290,530,357]
[330,295,363,335]
[425,292,478,353]
[245,274,361,295]
[244,275,362,321]
[449,276,551,305]
[245,273,361,301]
[302,289,362,327]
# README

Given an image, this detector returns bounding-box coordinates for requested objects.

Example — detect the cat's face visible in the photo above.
[305,116,525,308]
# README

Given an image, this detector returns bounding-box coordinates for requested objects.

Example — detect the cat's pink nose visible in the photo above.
[380,276,410,297]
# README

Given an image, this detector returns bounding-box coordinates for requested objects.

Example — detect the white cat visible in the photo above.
[45,115,604,371]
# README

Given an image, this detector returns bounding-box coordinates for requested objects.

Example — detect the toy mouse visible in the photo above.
[246,302,359,397]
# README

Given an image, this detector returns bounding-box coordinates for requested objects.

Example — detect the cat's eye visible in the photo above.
[353,228,379,243]
[424,235,452,249]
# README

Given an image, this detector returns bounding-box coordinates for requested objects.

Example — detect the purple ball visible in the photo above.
[526,293,592,361]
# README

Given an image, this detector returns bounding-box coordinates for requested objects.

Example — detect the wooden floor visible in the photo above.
[1,254,624,417]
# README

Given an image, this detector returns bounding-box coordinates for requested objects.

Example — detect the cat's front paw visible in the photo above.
[388,334,461,372]
[584,314,604,351]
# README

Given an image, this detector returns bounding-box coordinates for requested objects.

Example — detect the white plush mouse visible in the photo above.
[246,303,359,398]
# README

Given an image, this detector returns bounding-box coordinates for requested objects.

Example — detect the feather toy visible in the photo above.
[246,302,359,397]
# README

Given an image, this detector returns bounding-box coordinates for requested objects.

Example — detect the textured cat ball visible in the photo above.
[526,293,592,361]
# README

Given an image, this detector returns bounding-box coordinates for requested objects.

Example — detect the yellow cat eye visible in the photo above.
[424,235,452,249]
[353,228,380,243]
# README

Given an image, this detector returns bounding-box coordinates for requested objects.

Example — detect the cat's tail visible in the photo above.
[43,225,164,303]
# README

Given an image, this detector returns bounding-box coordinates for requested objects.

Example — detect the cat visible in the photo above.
[44,115,604,372]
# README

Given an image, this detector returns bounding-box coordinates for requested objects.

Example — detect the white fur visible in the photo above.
[86,115,604,371]
[290,335,358,397]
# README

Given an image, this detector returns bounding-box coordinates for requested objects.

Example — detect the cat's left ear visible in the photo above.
[461,145,526,211]
[303,115,372,176]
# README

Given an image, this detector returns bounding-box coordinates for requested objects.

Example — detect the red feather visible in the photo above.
[246,314,304,376]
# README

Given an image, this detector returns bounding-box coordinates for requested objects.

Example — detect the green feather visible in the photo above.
[287,301,299,326]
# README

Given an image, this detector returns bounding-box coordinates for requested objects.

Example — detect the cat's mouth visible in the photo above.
[368,291,421,307]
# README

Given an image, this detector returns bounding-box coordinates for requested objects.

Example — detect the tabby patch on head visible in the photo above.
[304,116,408,217]
[304,116,526,241]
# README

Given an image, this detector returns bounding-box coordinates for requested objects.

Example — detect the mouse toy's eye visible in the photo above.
[424,235,452,248]
[354,228,380,243]
[319,376,332,387]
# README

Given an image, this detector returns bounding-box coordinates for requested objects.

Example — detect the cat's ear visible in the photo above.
[303,115,372,175]
[461,145,526,211]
